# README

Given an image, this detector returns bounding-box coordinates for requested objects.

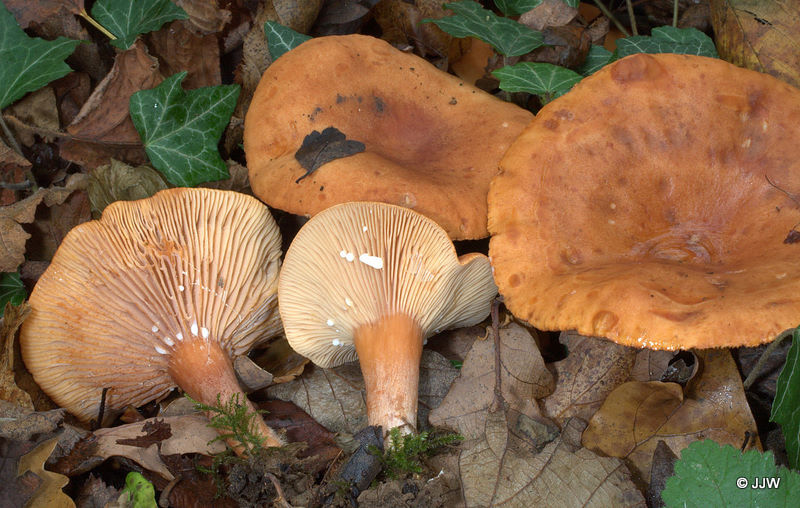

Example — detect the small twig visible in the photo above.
[742,329,793,390]
[0,114,24,156]
[593,0,631,37]
[158,475,181,507]
[489,297,503,412]
[673,0,679,27]
[266,472,293,508]
[0,180,34,190]
[626,0,638,35]
[78,8,117,41]
[740,431,752,452]
[92,387,110,430]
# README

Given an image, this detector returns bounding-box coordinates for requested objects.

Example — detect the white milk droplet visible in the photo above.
[345,297,354,307]
[163,337,175,346]
[359,253,383,269]
[191,321,199,336]
[152,325,159,333]
[332,339,341,346]
[201,327,209,339]
[326,319,334,326]
[176,332,184,341]
[154,345,168,355]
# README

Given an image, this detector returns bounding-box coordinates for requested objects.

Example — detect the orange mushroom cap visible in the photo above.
[489,53,800,350]
[20,188,283,448]
[243,34,533,240]
[279,201,496,433]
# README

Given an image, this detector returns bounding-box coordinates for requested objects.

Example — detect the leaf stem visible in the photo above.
[593,1,631,38]
[78,8,117,41]
[0,113,23,156]
[626,0,638,36]
[673,0,679,27]
[742,329,794,390]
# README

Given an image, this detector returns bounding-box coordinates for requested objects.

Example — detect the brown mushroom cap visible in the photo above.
[489,53,800,350]
[20,188,282,439]
[243,34,533,240]
[279,201,496,431]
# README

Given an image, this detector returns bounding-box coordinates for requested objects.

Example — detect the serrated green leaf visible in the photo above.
[91,0,188,50]
[0,272,26,316]
[493,62,582,103]
[264,21,311,61]
[425,1,543,57]
[130,72,239,187]
[576,45,613,75]
[616,26,718,59]
[771,328,800,468]
[662,440,800,507]
[121,471,157,508]
[0,4,80,109]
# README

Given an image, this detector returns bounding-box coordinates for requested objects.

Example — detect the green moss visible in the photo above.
[372,428,463,479]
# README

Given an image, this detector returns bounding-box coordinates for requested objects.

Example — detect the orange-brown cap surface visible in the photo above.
[489,53,800,350]
[244,34,533,240]
[20,188,283,423]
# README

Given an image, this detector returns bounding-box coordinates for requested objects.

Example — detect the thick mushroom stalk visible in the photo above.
[354,314,423,434]
[279,202,497,437]
[20,189,285,453]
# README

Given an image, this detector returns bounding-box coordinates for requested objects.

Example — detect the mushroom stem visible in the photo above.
[353,313,423,437]
[168,338,284,455]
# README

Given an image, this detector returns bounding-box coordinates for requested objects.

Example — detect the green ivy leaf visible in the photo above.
[0,272,26,316]
[576,45,613,75]
[425,1,543,57]
[771,328,800,468]
[662,440,800,507]
[130,72,239,187]
[616,26,718,59]
[0,4,80,109]
[494,0,543,16]
[264,21,311,61]
[493,62,582,103]
[91,0,188,50]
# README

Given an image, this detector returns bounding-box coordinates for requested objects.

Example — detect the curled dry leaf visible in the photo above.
[0,303,33,411]
[267,350,457,434]
[0,173,88,272]
[373,0,456,60]
[541,331,637,426]
[87,159,168,217]
[3,87,61,146]
[711,0,800,88]
[582,349,760,481]
[628,348,675,382]
[518,0,579,31]
[0,138,31,206]
[174,0,231,33]
[61,40,163,169]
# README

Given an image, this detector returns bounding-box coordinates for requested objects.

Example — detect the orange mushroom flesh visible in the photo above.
[279,202,496,434]
[244,34,533,240]
[489,53,800,350]
[20,188,284,452]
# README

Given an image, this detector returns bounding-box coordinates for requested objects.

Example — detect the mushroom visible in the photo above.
[20,188,284,450]
[243,34,533,240]
[489,53,800,350]
[278,201,496,434]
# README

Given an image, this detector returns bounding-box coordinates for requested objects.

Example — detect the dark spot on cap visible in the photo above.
[509,274,521,287]
[449,97,457,105]
[336,94,346,104]
[374,96,385,113]
[544,119,558,130]
[319,185,324,191]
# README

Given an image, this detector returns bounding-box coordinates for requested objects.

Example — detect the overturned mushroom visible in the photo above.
[489,53,800,350]
[244,34,533,240]
[279,201,496,434]
[20,188,284,450]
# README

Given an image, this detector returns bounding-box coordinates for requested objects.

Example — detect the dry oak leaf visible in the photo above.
[711,0,800,88]
[0,173,87,272]
[174,0,231,33]
[629,348,675,382]
[60,40,162,169]
[90,415,226,481]
[541,331,637,426]
[17,437,74,508]
[0,138,31,206]
[3,87,61,147]
[267,350,457,434]
[87,159,168,217]
[582,349,760,482]
[147,19,221,89]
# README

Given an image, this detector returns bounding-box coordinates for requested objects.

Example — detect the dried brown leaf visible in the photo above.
[711,0,800,88]
[174,0,231,33]
[17,437,74,508]
[629,348,674,382]
[582,349,759,481]
[3,87,61,146]
[541,331,637,425]
[519,0,579,31]
[87,159,168,217]
[0,302,34,411]
[0,139,31,206]
[60,40,162,169]
[429,322,554,438]
[147,19,221,89]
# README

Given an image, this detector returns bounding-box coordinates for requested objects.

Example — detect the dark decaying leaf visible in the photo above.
[293,126,365,183]
[647,440,677,508]
[771,328,800,468]
[114,418,172,448]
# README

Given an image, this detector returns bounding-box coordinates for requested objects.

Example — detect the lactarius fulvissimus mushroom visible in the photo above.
[20,188,284,451]
[279,202,497,435]
[489,53,800,350]
[243,34,533,240]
